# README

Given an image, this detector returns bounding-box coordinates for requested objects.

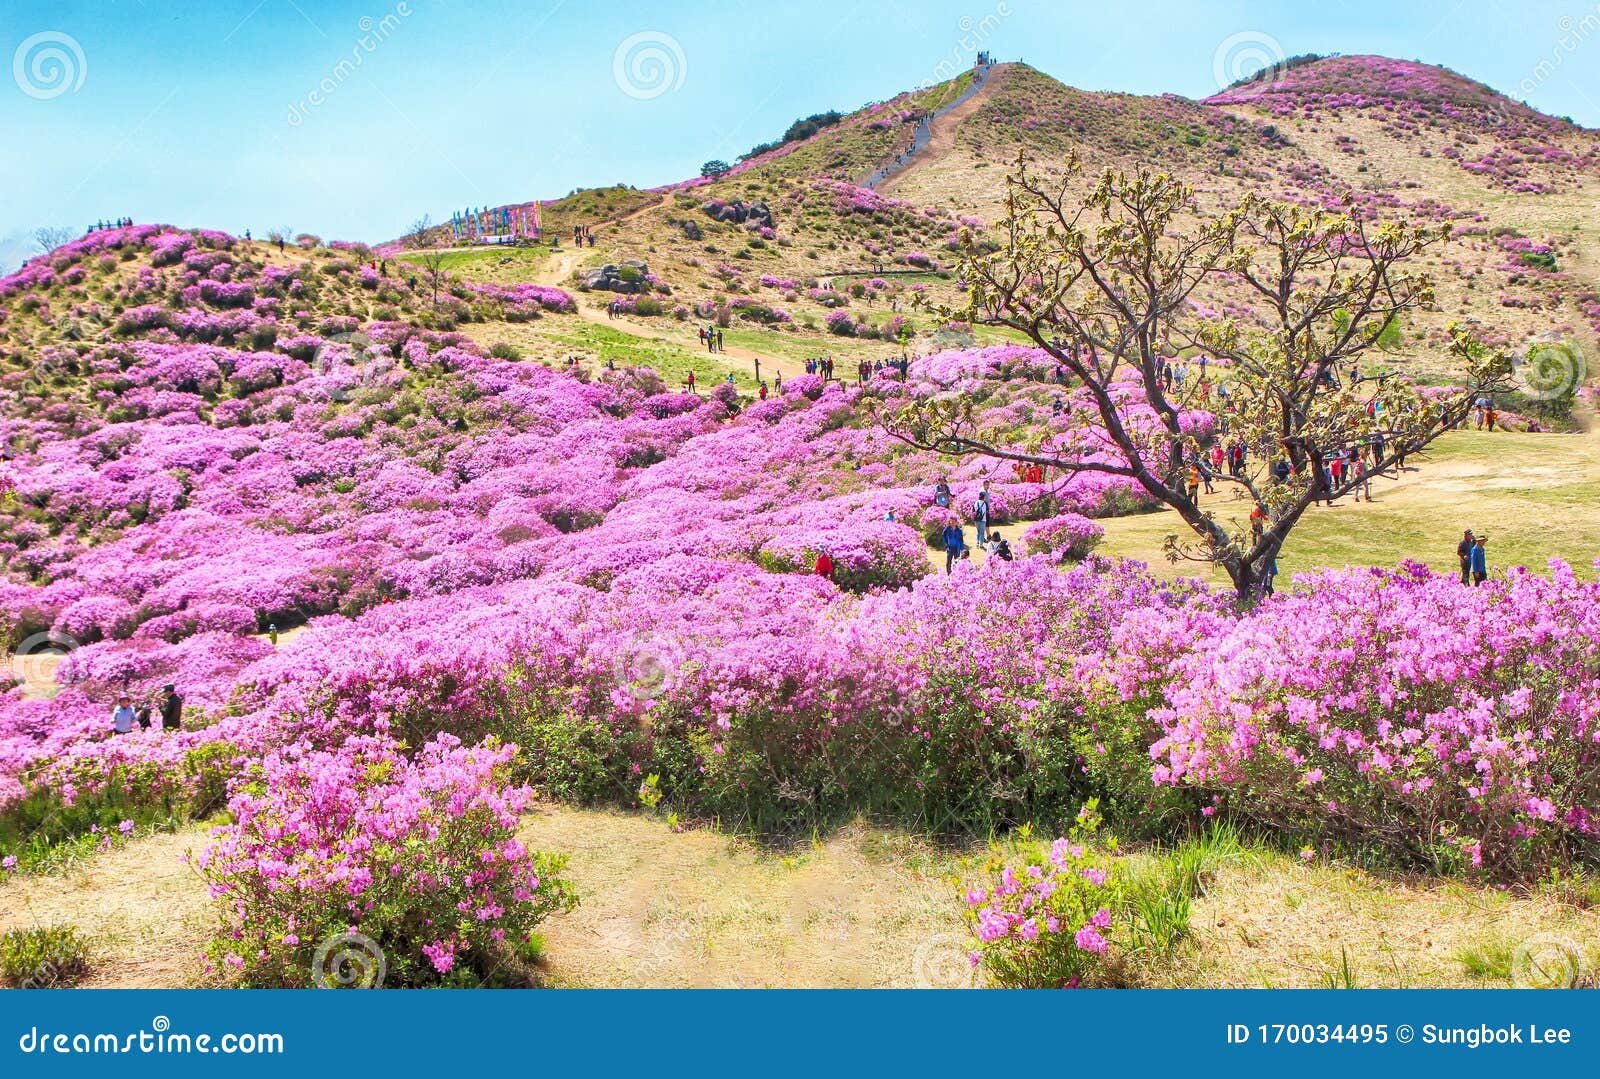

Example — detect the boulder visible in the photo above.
[581,261,651,293]
[700,199,774,229]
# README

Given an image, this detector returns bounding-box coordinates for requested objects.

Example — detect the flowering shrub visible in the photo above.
[1151,562,1600,874]
[758,519,929,592]
[965,803,1121,988]
[194,735,576,987]
[1022,514,1105,560]
[825,310,857,336]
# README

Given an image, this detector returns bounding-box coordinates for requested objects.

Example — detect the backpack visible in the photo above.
[996,540,1013,561]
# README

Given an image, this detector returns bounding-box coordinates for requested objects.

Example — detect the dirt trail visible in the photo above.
[880,65,1009,196]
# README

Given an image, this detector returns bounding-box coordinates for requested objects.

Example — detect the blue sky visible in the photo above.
[2,0,1598,270]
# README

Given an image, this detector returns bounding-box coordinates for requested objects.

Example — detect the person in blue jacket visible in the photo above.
[1470,535,1489,586]
[941,521,966,574]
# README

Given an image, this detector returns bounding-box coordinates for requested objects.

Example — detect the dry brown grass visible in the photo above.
[1124,849,1600,988]
[0,828,214,988]
[6,807,1598,988]
[519,806,963,988]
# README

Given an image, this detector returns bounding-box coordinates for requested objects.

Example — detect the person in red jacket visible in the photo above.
[814,550,834,580]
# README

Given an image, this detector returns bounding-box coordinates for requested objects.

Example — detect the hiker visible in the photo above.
[111,694,138,735]
[1352,456,1372,502]
[941,520,966,574]
[814,549,834,580]
[1456,530,1476,585]
[758,382,768,400]
[1185,462,1201,503]
[1263,557,1279,596]
[1025,463,1043,484]
[1470,535,1489,586]
[716,329,724,352]
[933,482,952,508]
[698,327,707,346]
[974,485,992,544]
[160,684,183,731]
[268,622,279,646]
[987,530,1014,562]
[1249,502,1268,543]
[774,372,782,391]
[1200,456,1216,494]
[686,371,697,393]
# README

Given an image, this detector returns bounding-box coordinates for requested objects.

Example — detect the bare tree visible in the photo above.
[879,153,1512,599]
[405,214,434,248]
[34,226,76,253]
[412,249,451,306]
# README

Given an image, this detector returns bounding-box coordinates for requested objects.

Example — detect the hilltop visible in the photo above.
[365,55,1600,394]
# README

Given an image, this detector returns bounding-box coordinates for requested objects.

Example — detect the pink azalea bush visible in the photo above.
[193,734,575,987]
[1022,514,1105,560]
[965,802,1120,988]
[1148,562,1600,875]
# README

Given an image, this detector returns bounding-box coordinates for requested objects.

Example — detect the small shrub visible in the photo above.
[0,926,91,988]
[195,735,578,987]
[965,803,1121,988]
[1022,514,1105,560]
